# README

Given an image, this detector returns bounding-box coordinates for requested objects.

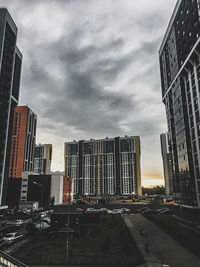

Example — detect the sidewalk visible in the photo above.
[124,214,200,267]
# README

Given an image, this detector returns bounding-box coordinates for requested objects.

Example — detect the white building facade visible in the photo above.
[65,136,142,197]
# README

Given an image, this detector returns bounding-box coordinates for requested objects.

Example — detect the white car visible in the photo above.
[106,209,112,214]
[85,208,97,213]
[120,208,130,213]
[41,217,51,224]
[22,209,31,214]
[112,209,124,214]
[34,222,50,230]
[39,212,46,218]
[14,220,24,227]
[107,209,123,214]
[3,233,23,243]
[94,208,108,214]
[86,208,96,212]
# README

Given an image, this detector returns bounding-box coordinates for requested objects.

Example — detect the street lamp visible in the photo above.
[33,181,44,208]
[33,181,44,238]
[63,177,72,264]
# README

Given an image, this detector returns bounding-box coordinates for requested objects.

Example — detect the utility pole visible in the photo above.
[66,177,71,264]
[33,181,43,238]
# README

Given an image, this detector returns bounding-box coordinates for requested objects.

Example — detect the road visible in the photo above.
[125,214,200,267]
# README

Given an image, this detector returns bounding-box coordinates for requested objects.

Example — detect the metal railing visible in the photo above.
[0,250,28,267]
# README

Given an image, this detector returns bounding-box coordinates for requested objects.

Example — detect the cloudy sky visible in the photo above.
[2,0,177,187]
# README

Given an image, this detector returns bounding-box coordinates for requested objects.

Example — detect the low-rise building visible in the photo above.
[20,172,63,208]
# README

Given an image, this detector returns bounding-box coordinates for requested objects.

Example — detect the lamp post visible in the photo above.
[64,177,72,264]
[33,181,44,238]
[33,181,44,208]
[63,192,70,264]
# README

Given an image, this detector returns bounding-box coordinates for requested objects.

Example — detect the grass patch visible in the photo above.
[145,214,200,257]
[12,215,144,266]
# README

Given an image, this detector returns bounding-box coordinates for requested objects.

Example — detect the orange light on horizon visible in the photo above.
[141,177,164,188]
[142,175,164,180]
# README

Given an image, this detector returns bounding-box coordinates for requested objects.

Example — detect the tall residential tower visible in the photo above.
[159,0,200,206]
[34,144,52,175]
[9,106,37,178]
[0,9,22,204]
[65,136,141,197]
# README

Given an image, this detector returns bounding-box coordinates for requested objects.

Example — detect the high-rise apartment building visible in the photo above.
[159,0,200,206]
[0,9,22,204]
[160,133,173,195]
[34,144,52,175]
[9,106,37,178]
[65,136,141,197]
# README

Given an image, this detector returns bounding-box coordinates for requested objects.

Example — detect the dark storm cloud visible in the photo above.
[0,0,177,175]
[22,36,161,137]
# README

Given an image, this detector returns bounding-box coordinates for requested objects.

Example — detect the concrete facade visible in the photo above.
[160,133,173,195]
[0,8,22,205]
[65,136,142,197]
[159,0,200,206]
[34,144,52,175]
[9,106,37,178]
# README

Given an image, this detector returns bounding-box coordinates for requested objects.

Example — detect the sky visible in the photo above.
[2,0,177,187]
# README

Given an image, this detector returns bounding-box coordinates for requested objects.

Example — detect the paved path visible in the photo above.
[124,214,200,267]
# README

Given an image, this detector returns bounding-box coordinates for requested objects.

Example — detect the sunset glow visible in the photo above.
[142,176,164,188]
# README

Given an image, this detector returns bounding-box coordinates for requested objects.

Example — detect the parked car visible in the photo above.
[85,208,98,214]
[3,232,23,243]
[106,209,112,214]
[39,212,46,218]
[13,220,24,227]
[6,220,24,228]
[41,217,51,225]
[86,208,96,212]
[98,208,107,213]
[110,209,124,214]
[26,222,48,234]
[22,209,31,214]
[34,221,50,230]
[6,221,16,227]
[120,208,131,213]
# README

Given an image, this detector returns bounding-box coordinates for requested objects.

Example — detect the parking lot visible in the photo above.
[0,209,50,252]
[73,202,175,214]
[0,203,174,254]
